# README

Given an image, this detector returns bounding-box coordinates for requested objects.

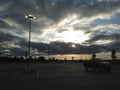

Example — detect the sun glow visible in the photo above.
[72,44,76,47]
[56,30,88,43]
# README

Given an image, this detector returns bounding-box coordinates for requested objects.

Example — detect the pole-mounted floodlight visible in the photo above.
[25,14,36,69]
[25,14,36,20]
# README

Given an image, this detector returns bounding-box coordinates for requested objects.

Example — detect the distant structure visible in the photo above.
[111,50,117,60]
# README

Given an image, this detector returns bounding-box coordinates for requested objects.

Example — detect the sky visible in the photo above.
[0,0,120,57]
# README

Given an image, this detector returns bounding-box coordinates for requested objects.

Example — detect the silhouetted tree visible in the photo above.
[92,53,96,60]
[38,56,46,61]
[72,56,74,60]
[64,58,67,61]
[52,57,55,60]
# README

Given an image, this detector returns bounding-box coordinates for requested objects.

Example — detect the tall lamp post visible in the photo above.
[79,44,82,60]
[25,15,36,69]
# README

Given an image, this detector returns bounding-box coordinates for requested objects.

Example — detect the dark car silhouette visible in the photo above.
[83,59,111,72]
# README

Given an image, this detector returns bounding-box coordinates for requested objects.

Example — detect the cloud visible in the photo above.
[109,40,120,51]
[33,41,111,54]
[0,19,13,29]
[86,33,120,45]
[0,0,120,56]
[0,31,28,56]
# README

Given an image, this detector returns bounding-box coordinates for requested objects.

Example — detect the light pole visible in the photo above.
[25,15,36,69]
[79,44,82,60]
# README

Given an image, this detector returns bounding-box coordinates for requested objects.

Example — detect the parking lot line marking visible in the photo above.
[36,69,39,79]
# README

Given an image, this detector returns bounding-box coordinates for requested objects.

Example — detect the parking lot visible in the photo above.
[0,62,120,90]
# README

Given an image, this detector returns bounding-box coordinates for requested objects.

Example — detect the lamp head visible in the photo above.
[25,14,36,20]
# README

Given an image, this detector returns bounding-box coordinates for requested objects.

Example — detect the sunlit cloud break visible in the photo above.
[0,0,120,56]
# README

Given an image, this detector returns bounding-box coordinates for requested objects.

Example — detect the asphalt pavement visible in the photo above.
[0,62,120,90]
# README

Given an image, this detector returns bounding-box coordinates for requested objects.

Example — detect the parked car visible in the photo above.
[83,59,111,72]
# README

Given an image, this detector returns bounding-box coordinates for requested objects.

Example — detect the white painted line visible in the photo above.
[55,71,64,77]
[55,71,73,85]
[9,73,18,79]
[36,69,39,79]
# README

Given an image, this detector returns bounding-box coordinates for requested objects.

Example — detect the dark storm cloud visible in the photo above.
[0,0,11,3]
[25,41,79,55]
[0,32,26,47]
[0,32,28,56]
[0,0,39,30]
[0,0,119,34]
[1,0,120,26]
[0,32,26,45]
[107,40,120,52]
[0,32,19,42]
[29,41,109,54]
[9,47,26,56]
[0,20,12,29]
[35,0,75,21]
[0,39,115,56]
[1,0,120,56]
[86,34,120,44]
